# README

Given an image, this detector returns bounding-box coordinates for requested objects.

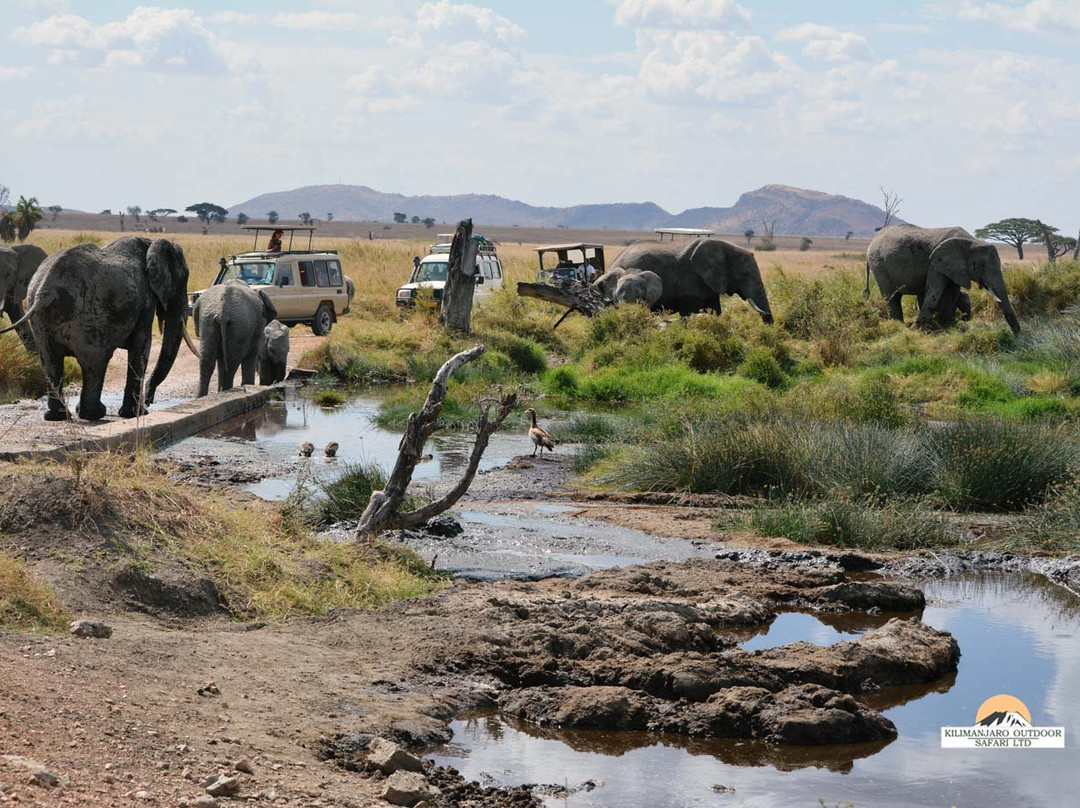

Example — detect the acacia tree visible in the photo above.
[1035,220,1076,263]
[185,202,228,226]
[743,228,754,246]
[975,218,1040,259]
[298,212,312,225]
[147,208,176,221]
[880,186,902,229]
[47,204,62,221]
[126,205,142,224]
[267,210,279,224]
[236,212,249,226]
[326,211,334,222]
[422,217,436,229]
[393,212,407,224]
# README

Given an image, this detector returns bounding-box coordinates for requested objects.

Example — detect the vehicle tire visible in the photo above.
[312,304,334,336]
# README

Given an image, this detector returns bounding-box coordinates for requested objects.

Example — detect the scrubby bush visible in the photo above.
[746,500,953,551]
[933,419,1078,510]
[316,461,390,525]
[738,347,788,389]
[311,388,347,407]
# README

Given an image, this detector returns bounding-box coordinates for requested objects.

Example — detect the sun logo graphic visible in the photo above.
[942,695,1065,748]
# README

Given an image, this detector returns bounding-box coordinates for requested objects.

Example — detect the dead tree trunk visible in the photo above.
[1074,227,1079,262]
[1036,219,1060,263]
[438,219,479,333]
[516,280,612,328]
[355,345,517,539]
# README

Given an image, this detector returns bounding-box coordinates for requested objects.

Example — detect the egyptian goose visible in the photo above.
[524,408,555,457]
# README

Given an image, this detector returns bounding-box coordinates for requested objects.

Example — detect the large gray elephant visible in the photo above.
[604,238,773,321]
[0,237,192,421]
[0,244,47,349]
[866,225,1019,335]
[193,280,277,396]
[257,319,290,385]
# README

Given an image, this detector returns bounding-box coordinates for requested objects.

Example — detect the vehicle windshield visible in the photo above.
[413,261,448,283]
[221,262,276,285]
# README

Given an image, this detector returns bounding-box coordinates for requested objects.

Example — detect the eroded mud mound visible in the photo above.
[436,559,956,746]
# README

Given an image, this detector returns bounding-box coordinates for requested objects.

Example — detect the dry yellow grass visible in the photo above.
[0,552,70,633]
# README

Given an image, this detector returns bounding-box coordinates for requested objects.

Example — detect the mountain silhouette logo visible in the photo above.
[975,695,1032,726]
[941,694,1064,748]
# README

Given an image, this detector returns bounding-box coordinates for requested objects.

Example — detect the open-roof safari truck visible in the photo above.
[188,225,354,335]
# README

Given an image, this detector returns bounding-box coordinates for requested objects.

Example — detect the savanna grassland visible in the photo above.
[9,228,1080,561]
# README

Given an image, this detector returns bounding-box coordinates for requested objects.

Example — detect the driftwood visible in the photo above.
[516,280,612,329]
[355,345,517,539]
[438,219,479,332]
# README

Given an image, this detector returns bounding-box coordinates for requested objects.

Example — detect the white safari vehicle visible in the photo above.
[395,233,503,309]
[189,225,354,335]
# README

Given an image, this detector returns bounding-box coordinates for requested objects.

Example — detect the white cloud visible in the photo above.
[45,49,80,66]
[777,23,872,62]
[955,0,1080,36]
[968,52,1056,93]
[12,8,248,75]
[609,0,752,30]
[0,66,34,82]
[637,30,797,105]
[208,10,394,31]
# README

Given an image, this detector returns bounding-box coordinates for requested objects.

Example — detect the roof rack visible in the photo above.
[654,228,716,242]
[241,224,318,251]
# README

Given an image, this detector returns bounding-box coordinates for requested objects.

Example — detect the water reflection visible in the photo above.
[430,572,1080,808]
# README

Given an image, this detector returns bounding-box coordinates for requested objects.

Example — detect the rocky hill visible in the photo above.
[229,183,901,237]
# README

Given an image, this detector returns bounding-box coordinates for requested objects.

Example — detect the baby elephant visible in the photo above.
[258,320,290,385]
[193,280,277,396]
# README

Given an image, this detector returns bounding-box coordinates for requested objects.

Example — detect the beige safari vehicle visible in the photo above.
[188,226,354,335]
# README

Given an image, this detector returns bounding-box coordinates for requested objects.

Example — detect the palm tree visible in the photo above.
[14,196,43,242]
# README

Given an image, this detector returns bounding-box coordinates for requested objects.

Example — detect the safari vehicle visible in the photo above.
[535,242,606,284]
[395,233,503,308]
[188,225,353,335]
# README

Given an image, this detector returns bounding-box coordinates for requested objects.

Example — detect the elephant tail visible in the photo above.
[219,318,230,378]
[0,298,39,336]
[863,260,871,300]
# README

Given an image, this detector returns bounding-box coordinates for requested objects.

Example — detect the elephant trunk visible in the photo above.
[985,274,1020,336]
[999,296,1021,336]
[146,313,185,403]
[744,277,774,325]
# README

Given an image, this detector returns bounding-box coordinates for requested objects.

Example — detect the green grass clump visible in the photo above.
[0,553,70,633]
[311,388,347,407]
[560,412,622,443]
[737,347,789,389]
[742,500,954,551]
[933,419,1078,510]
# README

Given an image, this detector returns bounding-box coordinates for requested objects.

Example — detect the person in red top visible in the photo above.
[267,230,284,252]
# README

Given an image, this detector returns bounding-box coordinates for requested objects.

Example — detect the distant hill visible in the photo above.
[229,183,902,237]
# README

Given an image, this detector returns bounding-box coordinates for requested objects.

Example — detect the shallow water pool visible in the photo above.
[432,572,1080,807]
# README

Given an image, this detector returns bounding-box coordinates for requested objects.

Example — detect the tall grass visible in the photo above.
[0,552,70,633]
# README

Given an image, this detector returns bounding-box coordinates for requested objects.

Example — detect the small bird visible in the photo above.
[324,441,339,458]
[524,408,555,458]
[299,441,314,457]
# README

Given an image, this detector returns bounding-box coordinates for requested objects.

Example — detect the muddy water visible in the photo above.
[432,572,1080,807]
[192,389,529,499]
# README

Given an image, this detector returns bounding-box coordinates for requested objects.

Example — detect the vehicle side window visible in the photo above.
[492,260,502,280]
[481,260,492,279]
[299,261,315,287]
[277,263,293,286]
[315,260,330,287]
[328,260,342,286]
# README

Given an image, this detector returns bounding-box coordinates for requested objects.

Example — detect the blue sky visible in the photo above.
[1,0,1078,231]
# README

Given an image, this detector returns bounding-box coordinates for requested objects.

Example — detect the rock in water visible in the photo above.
[367,738,423,775]
[381,771,440,806]
[70,619,113,639]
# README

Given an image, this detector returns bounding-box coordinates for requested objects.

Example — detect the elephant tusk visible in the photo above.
[746,298,766,315]
[183,326,201,357]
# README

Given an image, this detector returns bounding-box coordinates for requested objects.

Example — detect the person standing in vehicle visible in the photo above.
[267,230,284,252]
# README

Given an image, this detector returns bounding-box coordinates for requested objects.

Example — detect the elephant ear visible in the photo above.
[146,239,190,320]
[678,239,729,295]
[257,289,278,322]
[928,238,975,289]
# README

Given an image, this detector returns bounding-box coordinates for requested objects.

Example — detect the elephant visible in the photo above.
[603,238,773,321]
[866,225,1019,335]
[0,237,192,421]
[193,280,277,396]
[594,267,664,307]
[0,244,47,350]
[257,319,290,385]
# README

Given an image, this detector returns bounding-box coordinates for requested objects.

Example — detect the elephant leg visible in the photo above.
[914,274,950,330]
[957,290,973,321]
[240,352,257,387]
[75,350,111,421]
[40,341,69,422]
[119,332,151,418]
[219,353,237,391]
[198,339,216,398]
[886,292,905,322]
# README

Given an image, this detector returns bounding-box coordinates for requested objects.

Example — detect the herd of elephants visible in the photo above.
[0,223,1016,423]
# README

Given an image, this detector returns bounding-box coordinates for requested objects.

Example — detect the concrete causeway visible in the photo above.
[0,385,282,461]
